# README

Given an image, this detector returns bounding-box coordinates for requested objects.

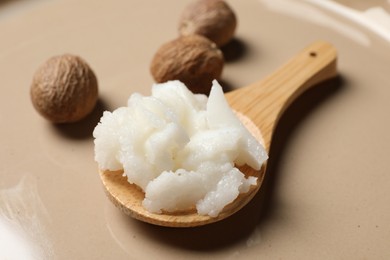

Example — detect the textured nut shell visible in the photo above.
[178,0,237,47]
[30,54,98,123]
[150,35,224,94]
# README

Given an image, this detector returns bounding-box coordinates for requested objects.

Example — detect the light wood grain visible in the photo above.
[100,41,337,227]
[225,41,337,151]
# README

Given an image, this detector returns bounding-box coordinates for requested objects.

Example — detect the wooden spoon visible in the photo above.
[99,41,337,227]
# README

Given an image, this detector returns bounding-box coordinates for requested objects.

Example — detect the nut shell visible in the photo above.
[178,0,237,47]
[150,35,224,94]
[30,54,98,123]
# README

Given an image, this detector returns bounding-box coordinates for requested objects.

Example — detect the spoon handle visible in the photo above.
[225,41,337,151]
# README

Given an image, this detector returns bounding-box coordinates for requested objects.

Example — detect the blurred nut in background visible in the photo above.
[178,0,237,47]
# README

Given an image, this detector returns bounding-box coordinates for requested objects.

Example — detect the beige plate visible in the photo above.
[1,0,390,259]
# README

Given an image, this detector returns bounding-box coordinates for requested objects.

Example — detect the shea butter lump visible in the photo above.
[93,80,268,217]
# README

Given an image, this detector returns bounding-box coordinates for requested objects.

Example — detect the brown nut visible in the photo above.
[150,34,224,94]
[30,54,98,123]
[178,0,237,47]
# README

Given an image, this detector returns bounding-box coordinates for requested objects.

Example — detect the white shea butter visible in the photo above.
[93,80,268,217]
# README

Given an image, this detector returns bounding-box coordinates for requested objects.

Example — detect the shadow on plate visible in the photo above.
[256,75,344,226]
[0,0,16,6]
[50,98,109,140]
[220,37,248,63]
[119,75,345,252]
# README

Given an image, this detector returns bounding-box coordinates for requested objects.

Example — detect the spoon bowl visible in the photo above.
[100,41,337,227]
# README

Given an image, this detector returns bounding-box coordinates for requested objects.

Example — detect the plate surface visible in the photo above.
[1,0,390,259]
